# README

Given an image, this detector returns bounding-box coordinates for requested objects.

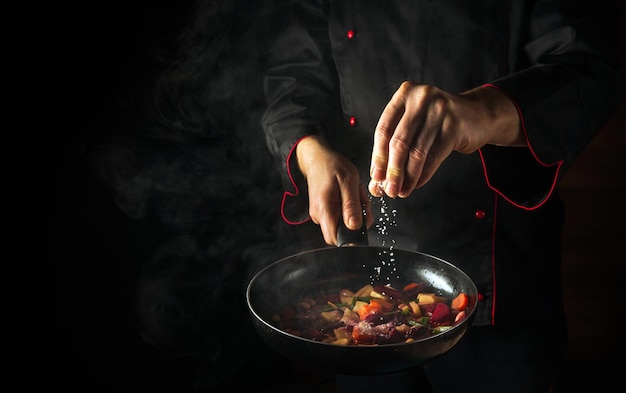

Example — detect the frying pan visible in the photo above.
[246,226,478,375]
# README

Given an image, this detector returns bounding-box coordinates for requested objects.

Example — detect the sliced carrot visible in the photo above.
[371,298,394,312]
[451,293,469,311]
[357,301,383,320]
[403,282,420,292]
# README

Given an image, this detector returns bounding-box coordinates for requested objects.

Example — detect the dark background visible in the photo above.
[43,2,318,392]
[40,2,624,392]
[41,3,198,391]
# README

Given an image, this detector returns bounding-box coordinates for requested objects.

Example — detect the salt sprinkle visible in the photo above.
[368,194,398,285]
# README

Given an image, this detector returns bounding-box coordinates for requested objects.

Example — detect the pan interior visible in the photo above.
[247,246,477,333]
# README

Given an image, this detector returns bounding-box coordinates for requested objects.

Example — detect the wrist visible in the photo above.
[295,135,327,178]
[476,84,525,147]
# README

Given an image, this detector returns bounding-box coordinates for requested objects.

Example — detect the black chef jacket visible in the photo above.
[261,0,620,327]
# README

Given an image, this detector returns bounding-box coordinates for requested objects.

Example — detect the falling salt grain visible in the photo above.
[366,194,401,285]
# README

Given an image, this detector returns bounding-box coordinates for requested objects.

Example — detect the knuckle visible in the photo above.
[430,96,446,115]
[389,136,411,153]
[408,144,428,161]
[397,81,419,102]
[398,81,413,93]
[374,123,393,140]
[371,153,387,167]
[343,197,361,212]
[387,167,404,178]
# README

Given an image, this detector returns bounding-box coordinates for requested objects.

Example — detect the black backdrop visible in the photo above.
[41,2,325,392]
[44,3,197,391]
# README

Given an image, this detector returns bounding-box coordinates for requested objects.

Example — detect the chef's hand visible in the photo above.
[368,82,524,198]
[296,135,374,245]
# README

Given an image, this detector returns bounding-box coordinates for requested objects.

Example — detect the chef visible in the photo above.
[260,0,620,392]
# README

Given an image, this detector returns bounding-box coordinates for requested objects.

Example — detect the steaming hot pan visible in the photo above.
[246,232,478,375]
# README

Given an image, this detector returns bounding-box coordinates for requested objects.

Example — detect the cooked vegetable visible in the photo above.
[451,292,469,311]
[416,293,447,304]
[408,301,421,316]
[273,282,469,346]
[430,302,452,325]
[357,301,383,321]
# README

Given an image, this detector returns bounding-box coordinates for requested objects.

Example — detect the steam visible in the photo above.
[90,1,297,387]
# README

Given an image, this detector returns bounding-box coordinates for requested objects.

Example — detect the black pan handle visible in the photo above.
[337,213,369,247]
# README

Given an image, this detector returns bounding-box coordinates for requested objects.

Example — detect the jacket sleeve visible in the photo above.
[479,0,621,209]
[261,0,341,223]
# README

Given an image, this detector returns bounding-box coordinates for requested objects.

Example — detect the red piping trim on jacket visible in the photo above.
[479,83,564,211]
[281,136,312,225]
[491,193,499,325]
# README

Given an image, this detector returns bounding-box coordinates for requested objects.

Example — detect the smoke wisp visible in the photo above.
[90,1,310,388]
